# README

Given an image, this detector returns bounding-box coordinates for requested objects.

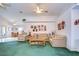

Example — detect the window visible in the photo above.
[18,27,23,32]
[0,26,6,36]
[2,26,6,36]
[0,27,2,36]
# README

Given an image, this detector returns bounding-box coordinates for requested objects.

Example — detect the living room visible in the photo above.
[0,3,79,56]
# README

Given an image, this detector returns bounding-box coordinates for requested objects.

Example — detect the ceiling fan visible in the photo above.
[34,4,48,14]
[0,3,10,9]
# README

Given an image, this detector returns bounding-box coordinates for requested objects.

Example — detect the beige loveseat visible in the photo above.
[49,35,66,47]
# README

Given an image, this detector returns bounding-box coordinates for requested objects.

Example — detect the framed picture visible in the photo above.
[58,23,61,30]
[44,26,46,31]
[34,26,36,29]
[61,21,65,29]
[41,25,43,27]
[74,20,78,25]
[62,25,64,29]
[33,29,35,32]
[78,19,79,24]
[62,21,65,25]
[31,25,47,32]
[31,25,33,28]
[36,29,37,32]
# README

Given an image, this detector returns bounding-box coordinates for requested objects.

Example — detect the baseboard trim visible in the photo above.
[67,47,79,52]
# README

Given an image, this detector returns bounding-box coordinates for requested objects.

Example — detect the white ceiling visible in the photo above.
[0,3,74,24]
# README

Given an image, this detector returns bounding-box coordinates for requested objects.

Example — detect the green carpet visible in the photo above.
[0,41,79,56]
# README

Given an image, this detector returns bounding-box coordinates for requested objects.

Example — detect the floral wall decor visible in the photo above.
[61,21,65,29]
[44,26,46,31]
[58,21,65,30]
[30,25,47,32]
[31,25,33,28]
[58,23,61,30]
[74,19,79,25]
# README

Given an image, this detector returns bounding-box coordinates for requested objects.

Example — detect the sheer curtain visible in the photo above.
[2,26,6,36]
[0,26,6,42]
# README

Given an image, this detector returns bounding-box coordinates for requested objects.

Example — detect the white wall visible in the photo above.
[56,8,72,50]
[24,22,56,34]
[71,8,79,51]
[13,16,56,35]
[56,4,79,52]
[0,14,57,37]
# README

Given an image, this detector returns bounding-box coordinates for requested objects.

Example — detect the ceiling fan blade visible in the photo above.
[0,6,7,10]
[44,11,48,13]
[0,6,4,8]
[1,3,11,7]
[0,3,11,10]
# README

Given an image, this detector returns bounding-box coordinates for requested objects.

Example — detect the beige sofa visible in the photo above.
[27,34,48,45]
[28,34,48,41]
[49,35,66,47]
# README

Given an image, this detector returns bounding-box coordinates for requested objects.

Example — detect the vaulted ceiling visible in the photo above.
[0,3,74,24]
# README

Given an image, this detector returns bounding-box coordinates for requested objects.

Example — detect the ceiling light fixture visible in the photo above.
[35,5,43,13]
[13,23,17,25]
[19,11,23,13]
[34,4,48,14]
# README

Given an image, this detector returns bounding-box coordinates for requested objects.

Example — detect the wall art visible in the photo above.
[30,25,47,32]
[74,19,79,25]
[58,21,65,30]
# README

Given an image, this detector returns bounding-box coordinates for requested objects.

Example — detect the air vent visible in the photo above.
[22,19,26,22]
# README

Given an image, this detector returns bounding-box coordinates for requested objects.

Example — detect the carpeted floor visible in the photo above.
[0,41,79,56]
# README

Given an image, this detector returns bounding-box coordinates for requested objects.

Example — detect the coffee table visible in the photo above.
[29,38,46,46]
